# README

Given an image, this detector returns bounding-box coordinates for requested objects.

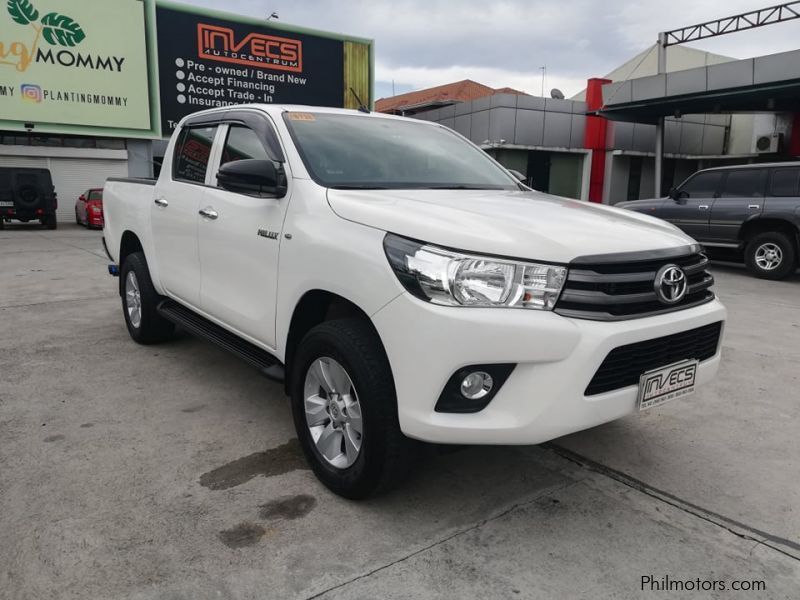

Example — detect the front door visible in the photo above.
[658,170,724,241]
[151,124,219,308]
[197,122,289,349]
[708,169,765,242]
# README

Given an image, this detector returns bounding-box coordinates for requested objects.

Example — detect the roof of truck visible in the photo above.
[178,104,423,126]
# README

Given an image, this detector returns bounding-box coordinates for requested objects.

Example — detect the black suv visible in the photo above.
[618,163,800,279]
[0,167,58,230]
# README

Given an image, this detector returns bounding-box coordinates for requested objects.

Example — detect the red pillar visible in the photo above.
[584,78,612,203]
[789,112,800,157]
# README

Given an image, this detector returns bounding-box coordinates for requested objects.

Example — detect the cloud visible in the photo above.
[181,0,800,97]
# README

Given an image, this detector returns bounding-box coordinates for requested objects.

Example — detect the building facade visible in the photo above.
[0,0,373,222]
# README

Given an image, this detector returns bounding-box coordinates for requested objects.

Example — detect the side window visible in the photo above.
[220,125,270,166]
[680,171,723,198]
[769,168,800,197]
[720,170,765,198]
[173,125,218,184]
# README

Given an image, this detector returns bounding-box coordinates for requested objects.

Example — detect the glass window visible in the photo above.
[720,170,765,198]
[283,112,519,190]
[96,138,126,150]
[680,171,723,198]
[769,168,800,197]
[220,125,270,165]
[88,190,103,201]
[173,126,217,184]
[63,137,95,148]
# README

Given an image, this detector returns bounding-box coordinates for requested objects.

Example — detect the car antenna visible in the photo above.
[349,87,370,114]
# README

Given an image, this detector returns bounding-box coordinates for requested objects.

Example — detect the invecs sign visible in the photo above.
[197,24,302,73]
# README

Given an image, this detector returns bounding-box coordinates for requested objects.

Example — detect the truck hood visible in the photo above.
[327,189,694,263]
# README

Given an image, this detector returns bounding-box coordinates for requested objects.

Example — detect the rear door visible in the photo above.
[708,169,766,242]
[197,113,289,349]
[764,166,800,221]
[151,124,220,308]
[657,170,723,240]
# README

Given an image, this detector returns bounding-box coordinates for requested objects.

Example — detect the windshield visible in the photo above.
[283,112,520,190]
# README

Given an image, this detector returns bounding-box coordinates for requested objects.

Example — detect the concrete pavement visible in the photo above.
[1,224,798,599]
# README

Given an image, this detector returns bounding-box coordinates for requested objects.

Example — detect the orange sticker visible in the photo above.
[286,112,316,121]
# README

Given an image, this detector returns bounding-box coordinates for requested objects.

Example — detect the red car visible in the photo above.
[75,188,104,229]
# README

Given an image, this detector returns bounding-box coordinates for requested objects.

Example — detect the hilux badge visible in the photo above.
[258,229,279,240]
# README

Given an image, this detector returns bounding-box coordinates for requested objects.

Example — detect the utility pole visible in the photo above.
[540,65,546,97]
[655,32,666,197]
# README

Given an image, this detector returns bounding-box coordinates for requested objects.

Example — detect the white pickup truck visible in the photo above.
[103,104,726,498]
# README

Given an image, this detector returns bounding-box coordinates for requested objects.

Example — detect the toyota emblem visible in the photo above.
[654,264,687,304]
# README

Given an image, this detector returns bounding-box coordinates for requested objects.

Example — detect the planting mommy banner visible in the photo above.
[0,0,152,133]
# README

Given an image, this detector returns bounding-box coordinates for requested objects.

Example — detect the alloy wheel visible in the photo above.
[755,242,783,271]
[125,271,142,328]
[303,357,363,469]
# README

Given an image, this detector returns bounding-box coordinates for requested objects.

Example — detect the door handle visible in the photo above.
[199,207,218,220]
[698,204,709,210]
[748,204,760,210]
[154,197,168,208]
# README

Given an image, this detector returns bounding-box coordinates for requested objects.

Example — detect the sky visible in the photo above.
[182,0,800,99]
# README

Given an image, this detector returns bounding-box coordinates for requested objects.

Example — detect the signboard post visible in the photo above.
[155,2,373,136]
[0,0,159,137]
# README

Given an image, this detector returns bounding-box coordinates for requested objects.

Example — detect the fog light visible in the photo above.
[460,371,494,400]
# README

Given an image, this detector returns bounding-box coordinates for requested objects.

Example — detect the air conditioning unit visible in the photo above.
[754,132,782,154]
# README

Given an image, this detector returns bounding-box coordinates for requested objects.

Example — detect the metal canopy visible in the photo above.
[596,49,800,123]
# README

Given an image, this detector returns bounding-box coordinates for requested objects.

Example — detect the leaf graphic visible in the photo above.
[7,0,39,25]
[41,12,86,47]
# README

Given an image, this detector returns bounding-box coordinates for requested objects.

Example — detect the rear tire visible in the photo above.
[41,214,57,230]
[120,252,175,344]
[291,318,417,499]
[745,231,796,280]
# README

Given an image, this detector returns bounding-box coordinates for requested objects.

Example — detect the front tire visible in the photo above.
[745,232,797,280]
[291,319,416,499]
[120,252,175,344]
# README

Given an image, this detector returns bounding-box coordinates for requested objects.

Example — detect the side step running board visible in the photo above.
[157,300,285,382]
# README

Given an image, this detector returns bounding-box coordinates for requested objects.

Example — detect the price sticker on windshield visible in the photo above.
[287,112,316,121]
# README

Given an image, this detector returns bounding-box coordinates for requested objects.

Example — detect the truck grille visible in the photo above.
[554,246,715,321]
[585,321,722,396]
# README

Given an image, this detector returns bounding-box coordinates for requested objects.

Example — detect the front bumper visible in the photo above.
[372,293,726,445]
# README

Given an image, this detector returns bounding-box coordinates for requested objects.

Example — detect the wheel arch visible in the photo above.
[283,289,385,394]
[740,218,800,250]
[118,231,145,296]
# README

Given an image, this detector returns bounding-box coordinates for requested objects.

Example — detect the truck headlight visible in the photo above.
[383,233,566,310]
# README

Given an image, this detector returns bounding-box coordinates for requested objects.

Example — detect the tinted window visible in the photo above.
[680,171,722,198]
[283,112,519,190]
[88,190,102,201]
[174,126,217,184]
[220,125,270,165]
[720,170,764,198]
[769,168,800,197]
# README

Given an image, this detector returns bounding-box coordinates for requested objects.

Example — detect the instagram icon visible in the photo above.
[21,84,43,103]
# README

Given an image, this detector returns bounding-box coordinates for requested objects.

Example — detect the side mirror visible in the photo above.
[508,169,526,183]
[217,159,286,197]
[669,188,689,203]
